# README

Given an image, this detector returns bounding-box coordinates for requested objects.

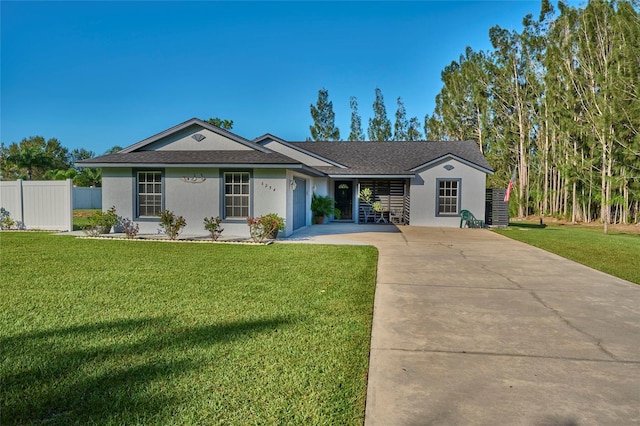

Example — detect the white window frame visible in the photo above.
[137,171,163,218]
[436,179,460,216]
[223,171,250,219]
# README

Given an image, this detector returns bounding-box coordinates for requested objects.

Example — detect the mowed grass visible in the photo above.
[493,223,640,284]
[0,233,378,425]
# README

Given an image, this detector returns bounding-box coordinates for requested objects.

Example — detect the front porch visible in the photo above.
[331,178,410,225]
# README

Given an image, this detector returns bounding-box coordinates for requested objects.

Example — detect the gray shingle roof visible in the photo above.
[77,118,492,177]
[79,150,299,166]
[287,141,493,175]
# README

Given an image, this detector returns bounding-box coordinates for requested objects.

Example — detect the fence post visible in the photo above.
[65,179,73,231]
[17,179,25,227]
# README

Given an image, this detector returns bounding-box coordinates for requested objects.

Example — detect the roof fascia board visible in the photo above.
[328,174,415,179]
[80,162,319,171]
[253,133,286,144]
[410,154,494,174]
[121,118,270,154]
[256,137,347,169]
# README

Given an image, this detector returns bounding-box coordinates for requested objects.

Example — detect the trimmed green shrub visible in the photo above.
[203,216,224,241]
[85,206,118,236]
[0,208,16,230]
[159,209,186,240]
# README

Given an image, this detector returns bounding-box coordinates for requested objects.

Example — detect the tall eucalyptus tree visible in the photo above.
[348,96,365,141]
[309,88,341,141]
[367,88,392,141]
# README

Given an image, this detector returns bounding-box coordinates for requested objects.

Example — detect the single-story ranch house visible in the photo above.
[79,118,493,237]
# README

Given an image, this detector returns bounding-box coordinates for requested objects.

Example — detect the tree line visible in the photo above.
[0,117,230,186]
[309,0,640,228]
[309,87,425,142]
[0,137,123,186]
[425,0,639,228]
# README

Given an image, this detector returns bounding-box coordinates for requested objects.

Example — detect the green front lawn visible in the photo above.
[0,233,378,425]
[493,223,640,284]
[73,209,99,231]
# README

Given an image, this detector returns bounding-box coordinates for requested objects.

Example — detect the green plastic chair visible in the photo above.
[459,210,483,228]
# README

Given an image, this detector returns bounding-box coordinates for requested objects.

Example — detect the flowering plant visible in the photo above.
[203,216,224,241]
[159,209,186,240]
[358,188,373,204]
[246,213,285,243]
[118,216,139,239]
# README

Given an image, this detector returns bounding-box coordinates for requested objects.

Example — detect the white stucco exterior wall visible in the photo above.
[409,158,487,227]
[103,167,290,237]
[164,168,219,235]
[102,167,134,221]
[311,177,329,196]
[253,169,286,217]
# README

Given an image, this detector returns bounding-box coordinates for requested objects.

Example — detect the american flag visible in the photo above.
[504,166,517,202]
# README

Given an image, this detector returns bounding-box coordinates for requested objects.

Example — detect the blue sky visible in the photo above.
[3,1,549,154]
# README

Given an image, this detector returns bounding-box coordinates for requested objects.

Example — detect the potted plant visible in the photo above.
[311,193,335,224]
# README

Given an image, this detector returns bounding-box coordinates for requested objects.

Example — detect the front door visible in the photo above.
[334,181,353,220]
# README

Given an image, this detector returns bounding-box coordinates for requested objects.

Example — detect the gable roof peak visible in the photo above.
[253,133,287,144]
[120,117,270,154]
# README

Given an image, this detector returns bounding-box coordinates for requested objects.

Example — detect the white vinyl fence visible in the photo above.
[73,186,102,209]
[0,179,73,231]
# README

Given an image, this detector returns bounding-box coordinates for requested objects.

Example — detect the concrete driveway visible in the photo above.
[284,225,640,425]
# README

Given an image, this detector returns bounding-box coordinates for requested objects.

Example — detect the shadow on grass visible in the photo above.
[508,222,547,229]
[1,315,294,425]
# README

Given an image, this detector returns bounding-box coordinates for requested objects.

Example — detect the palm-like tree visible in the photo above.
[9,146,52,180]
[73,167,102,187]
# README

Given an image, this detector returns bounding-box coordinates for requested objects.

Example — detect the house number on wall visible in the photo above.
[261,181,276,191]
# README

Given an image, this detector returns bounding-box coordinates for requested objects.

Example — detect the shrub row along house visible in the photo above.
[78,118,493,237]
